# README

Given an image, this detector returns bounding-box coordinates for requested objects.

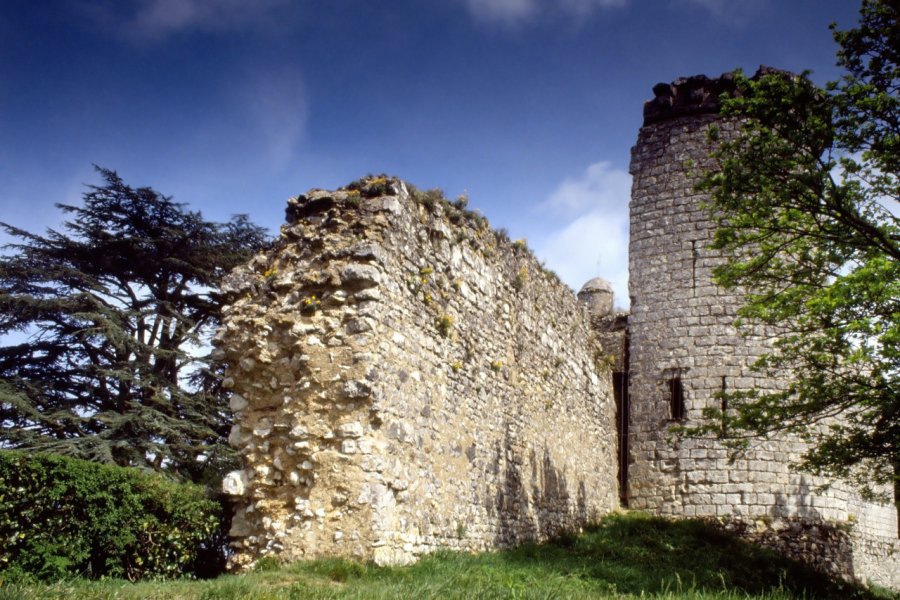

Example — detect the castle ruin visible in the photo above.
[217,178,619,567]
[217,70,898,589]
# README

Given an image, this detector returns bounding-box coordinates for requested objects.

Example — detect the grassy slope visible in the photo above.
[1,512,896,600]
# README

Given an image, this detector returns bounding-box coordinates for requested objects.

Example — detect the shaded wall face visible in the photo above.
[217,180,619,569]
[627,111,898,588]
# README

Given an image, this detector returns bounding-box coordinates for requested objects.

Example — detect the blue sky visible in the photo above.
[0,0,861,306]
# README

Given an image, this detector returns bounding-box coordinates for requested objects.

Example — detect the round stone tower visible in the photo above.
[577,277,614,319]
[626,70,898,587]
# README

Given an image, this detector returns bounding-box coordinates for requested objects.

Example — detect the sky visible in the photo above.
[0,0,863,307]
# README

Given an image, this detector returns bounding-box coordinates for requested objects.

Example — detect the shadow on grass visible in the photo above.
[492,512,888,599]
[3,512,895,599]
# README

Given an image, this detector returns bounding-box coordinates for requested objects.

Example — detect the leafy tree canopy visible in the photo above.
[697,0,898,500]
[0,167,269,485]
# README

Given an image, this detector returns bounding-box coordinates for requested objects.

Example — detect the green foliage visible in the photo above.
[251,556,281,573]
[696,0,899,498]
[0,451,226,582]
[345,174,391,198]
[2,512,890,599]
[300,294,320,315]
[595,349,617,372]
[409,186,445,211]
[446,207,463,224]
[512,266,529,291]
[455,522,467,539]
[0,167,269,484]
[436,313,454,338]
[466,210,489,231]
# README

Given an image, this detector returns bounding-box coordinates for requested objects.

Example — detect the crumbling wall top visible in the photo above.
[642,72,737,125]
[216,174,619,568]
[642,66,788,126]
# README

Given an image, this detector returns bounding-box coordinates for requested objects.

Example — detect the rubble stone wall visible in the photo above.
[216,178,619,568]
[627,72,899,589]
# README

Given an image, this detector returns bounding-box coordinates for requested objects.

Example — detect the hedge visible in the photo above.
[0,450,227,581]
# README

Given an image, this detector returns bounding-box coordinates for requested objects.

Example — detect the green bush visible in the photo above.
[0,450,227,581]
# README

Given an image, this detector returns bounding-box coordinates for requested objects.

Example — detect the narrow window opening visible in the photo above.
[669,377,685,421]
[690,240,698,293]
[720,376,728,433]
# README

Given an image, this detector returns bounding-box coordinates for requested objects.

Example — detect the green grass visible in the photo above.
[1,512,896,600]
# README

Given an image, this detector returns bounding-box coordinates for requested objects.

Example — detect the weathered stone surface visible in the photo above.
[210,72,899,591]
[628,71,898,590]
[229,394,249,412]
[217,176,619,569]
[223,470,250,496]
[340,264,381,287]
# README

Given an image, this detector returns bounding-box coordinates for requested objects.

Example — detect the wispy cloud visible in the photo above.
[462,0,539,25]
[84,0,295,41]
[459,0,626,26]
[561,0,628,17]
[532,162,631,308]
[233,68,308,171]
[544,161,631,216]
[679,0,767,21]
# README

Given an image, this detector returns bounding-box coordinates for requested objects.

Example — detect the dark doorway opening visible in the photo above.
[613,371,629,506]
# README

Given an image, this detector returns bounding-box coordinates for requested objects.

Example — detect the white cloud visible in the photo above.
[533,162,631,308]
[233,68,309,171]
[85,0,294,40]
[459,0,626,26]
[544,161,631,216]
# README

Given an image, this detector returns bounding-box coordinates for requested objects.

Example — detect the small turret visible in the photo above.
[577,277,614,319]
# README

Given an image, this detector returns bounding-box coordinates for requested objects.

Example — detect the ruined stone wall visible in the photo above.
[627,72,899,589]
[216,178,619,568]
